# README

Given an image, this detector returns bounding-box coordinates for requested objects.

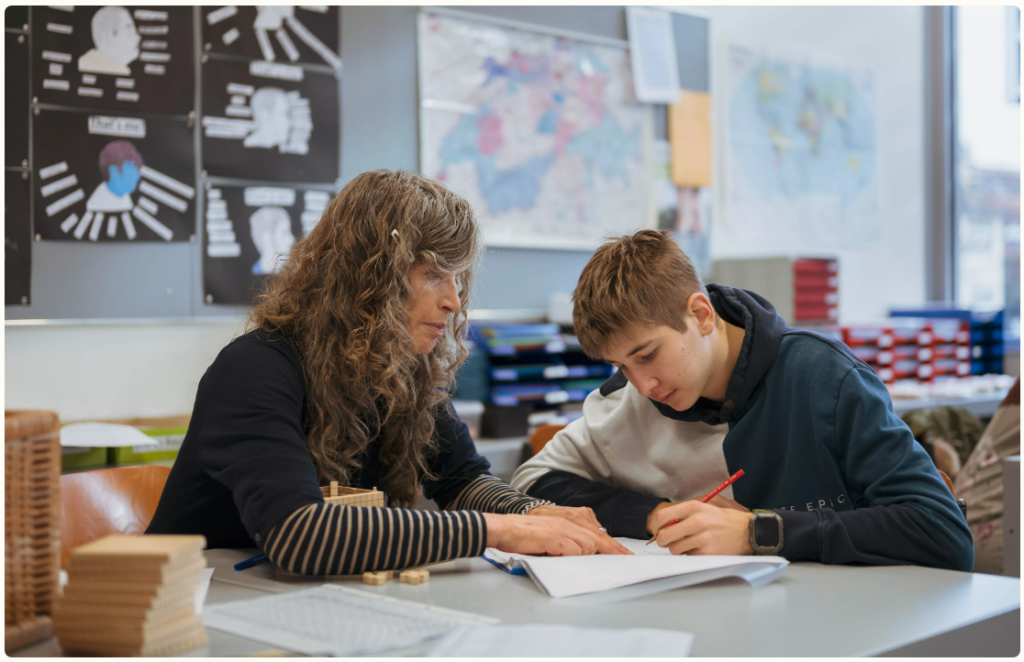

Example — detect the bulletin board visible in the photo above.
[5,5,341,318]
[6,6,707,319]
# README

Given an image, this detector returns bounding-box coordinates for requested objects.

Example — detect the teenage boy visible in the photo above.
[511,230,973,570]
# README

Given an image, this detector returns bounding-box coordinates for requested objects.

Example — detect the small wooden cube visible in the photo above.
[399,569,429,585]
[330,481,339,497]
[362,570,392,585]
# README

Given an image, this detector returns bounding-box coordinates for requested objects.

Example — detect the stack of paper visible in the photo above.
[485,537,789,599]
[53,535,208,656]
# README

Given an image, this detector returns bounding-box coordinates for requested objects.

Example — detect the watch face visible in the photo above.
[755,514,781,547]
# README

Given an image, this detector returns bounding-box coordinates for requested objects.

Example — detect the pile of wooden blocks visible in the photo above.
[5,410,62,652]
[53,535,208,656]
[321,482,386,507]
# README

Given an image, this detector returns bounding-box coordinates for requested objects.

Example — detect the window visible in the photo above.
[954,6,1020,345]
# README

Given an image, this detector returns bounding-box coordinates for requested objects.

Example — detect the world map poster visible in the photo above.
[418,12,652,250]
[725,45,881,249]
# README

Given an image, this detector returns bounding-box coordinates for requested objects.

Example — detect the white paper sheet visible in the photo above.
[484,536,669,570]
[60,422,157,448]
[616,536,673,556]
[194,567,215,614]
[523,554,788,599]
[484,538,787,598]
[427,624,695,657]
[203,585,498,656]
[625,6,682,103]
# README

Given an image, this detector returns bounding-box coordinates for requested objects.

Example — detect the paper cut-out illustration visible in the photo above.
[34,109,194,242]
[244,87,312,154]
[249,206,294,274]
[204,185,334,303]
[33,6,194,114]
[78,6,140,76]
[205,86,313,155]
[86,140,142,212]
[200,57,338,182]
[204,5,340,69]
[253,6,293,31]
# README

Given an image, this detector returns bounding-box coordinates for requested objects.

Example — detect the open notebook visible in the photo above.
[484,537,788,600]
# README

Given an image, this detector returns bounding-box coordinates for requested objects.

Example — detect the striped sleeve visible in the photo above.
[262,504,486,575]
[445,474,552,514]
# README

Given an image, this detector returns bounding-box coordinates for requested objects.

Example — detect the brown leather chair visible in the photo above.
[59,465,171,568]
[529,423,567,456]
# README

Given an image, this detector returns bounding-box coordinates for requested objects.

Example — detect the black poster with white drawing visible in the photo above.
[6,170,32,306]
[201,6,339,70]
[203,184,332,304]
[200,57,339,183]
[30,6,193,115]
[33,109,195,242]
[7,31,29,167]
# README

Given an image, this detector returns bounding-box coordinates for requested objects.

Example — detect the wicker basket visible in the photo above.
[5,411,62,652]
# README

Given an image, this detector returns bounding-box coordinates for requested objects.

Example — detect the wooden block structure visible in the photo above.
[321,483,386,508]
[53,535,209,656]
[5,410,62,653]
[399,569,429,585]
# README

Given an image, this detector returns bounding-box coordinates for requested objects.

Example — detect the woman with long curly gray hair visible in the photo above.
[148,170,627,574]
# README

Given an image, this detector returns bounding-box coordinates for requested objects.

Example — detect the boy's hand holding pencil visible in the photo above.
[646,469,755,556]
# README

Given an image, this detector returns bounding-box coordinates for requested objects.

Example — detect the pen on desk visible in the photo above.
[647,469,746,546]
[234,553,269,571]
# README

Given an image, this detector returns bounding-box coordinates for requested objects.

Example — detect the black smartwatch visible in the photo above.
[748,509,784,555]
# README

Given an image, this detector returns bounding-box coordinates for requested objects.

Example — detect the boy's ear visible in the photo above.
[687,293,716,336]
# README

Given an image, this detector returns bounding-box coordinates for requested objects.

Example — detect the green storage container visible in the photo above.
[61,445,108,469]
[108,426,187,464]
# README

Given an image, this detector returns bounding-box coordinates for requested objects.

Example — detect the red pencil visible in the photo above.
[647,469,746,545]
[700,468,746,503]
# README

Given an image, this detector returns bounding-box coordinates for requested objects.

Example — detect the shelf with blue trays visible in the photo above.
[490,378,608,407]
[490,363,615,382]
[453,323,614,423]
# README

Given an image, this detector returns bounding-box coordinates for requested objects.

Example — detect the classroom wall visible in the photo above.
[5,319,245,422]
[5,6,931,422]
[339,5,626,312]
[696,5,927,324]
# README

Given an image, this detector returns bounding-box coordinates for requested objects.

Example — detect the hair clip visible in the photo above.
[391,229,401,241]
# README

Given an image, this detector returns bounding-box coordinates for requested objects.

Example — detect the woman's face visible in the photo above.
[407,262,462,354]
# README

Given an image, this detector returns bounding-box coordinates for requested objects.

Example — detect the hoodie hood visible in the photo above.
[649,283,788,426]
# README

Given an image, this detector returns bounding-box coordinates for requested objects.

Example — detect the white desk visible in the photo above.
[14,548,1019,657]
[206,549,1018,657]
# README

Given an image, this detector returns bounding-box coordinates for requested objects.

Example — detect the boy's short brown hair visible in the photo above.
[572,230,707,358]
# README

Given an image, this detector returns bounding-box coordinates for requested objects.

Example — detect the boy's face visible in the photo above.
[602,318,716,412]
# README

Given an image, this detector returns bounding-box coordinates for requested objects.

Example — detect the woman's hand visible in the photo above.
[525,504,605,533]
[647,500,752,556]
[483,513,632,556]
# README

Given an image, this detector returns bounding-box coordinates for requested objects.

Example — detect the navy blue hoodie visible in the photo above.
[517,284,974,571]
